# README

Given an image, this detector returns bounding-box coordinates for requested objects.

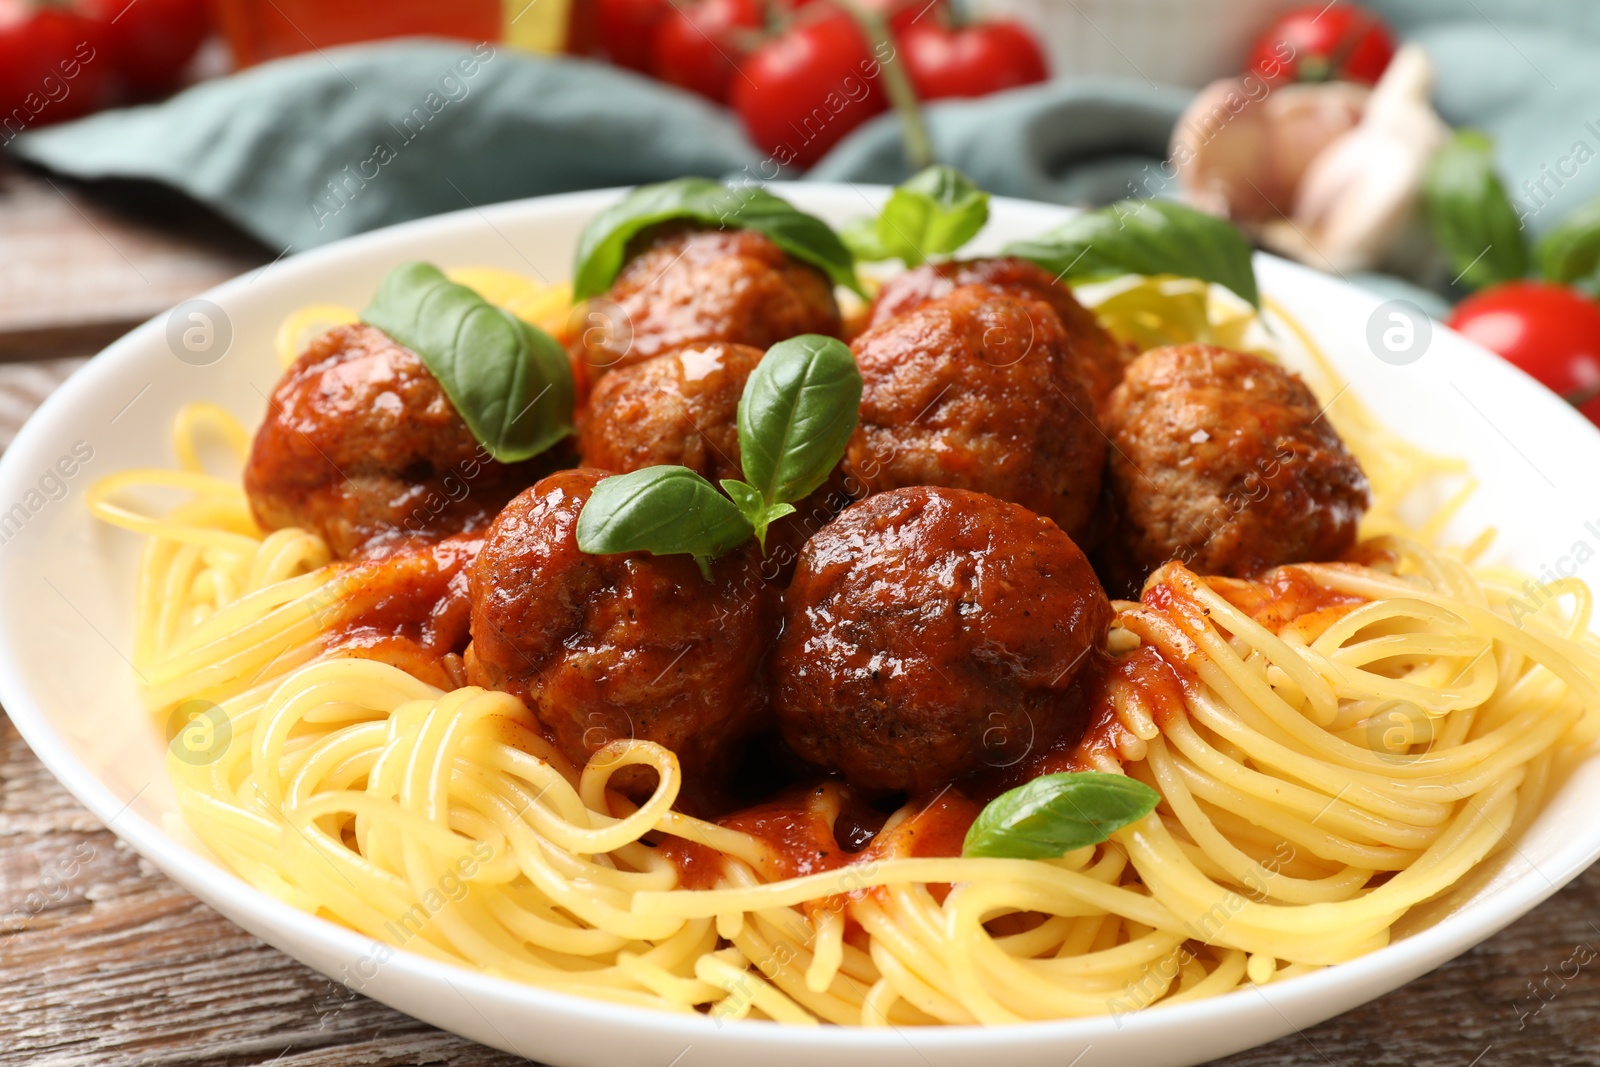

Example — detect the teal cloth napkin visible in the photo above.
[8,0,1599,301]
[10,45,758,253]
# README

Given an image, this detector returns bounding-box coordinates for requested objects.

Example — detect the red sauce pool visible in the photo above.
[323,533,481,688]
[1208,566,1366,634]
[654,783,983,889]
[652,835,725,890]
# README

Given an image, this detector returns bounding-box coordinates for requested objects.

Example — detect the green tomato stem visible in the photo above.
[837,0,933,171]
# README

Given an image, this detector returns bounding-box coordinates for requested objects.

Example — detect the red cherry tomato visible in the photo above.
[80,0,209,97]
[1448,281,1600,427]
[0,1,111,128]
[652,0,763,103]
[596,0,672,71]
[899,19,1048,100]
[732,5,889,170]
[1246,3,1396,86]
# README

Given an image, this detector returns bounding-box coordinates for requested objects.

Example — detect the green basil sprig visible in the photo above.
[576,466,754,579]
[1004,199,1260,308]
[731,334,863,546]
[1538,196,1600,298]
[362,263,574,463]
[572,178,862,300]
[575,334,862,570]
[962,772,1161,860]
[1423,130,1528,291]
[844,165,991,266]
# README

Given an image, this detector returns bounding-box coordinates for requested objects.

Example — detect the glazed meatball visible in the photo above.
[773,487,1112,793]
[244,324,548,559]
[867,257,1130,407]
[1100,344,1369,586]
[578,341,760,485]
[846,284,1106,542]
[570,224,842,377]
[578,340,859,578]
[465,469,780,801]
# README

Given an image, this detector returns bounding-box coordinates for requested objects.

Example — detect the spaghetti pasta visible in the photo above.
[86,284,1600,1027]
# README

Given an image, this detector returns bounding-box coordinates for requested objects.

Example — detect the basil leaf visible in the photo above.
[575,466,753,573]
[361,262,574,463]
[737,335,862,523]
[573,178,861,299]
[845,164,990,267]
[1004,199,1260,308]
[1423,130,1529,291]
[1538,196,1600,298]
[962,772,1161,860]
[840,216,890,263]
[720,479,794,551]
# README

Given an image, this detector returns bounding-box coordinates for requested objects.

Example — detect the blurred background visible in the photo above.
[5,0,1599,434]
[4,0,1600,430]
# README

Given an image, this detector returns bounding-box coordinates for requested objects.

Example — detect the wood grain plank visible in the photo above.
[0,161,270,363]
[0,360,87,448]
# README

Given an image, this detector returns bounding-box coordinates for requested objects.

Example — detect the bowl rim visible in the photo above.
[2,182,1598,1055]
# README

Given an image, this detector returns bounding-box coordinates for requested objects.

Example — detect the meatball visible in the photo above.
[772,487,1112,793]
[846,284,1106,542]
[570,224,842,377]
[465,469,780,802]
[578,340,860,578]
[244,324,548,559]
[1100,343,1369,586]
[578,341,760,485]
[867,257,1130,407]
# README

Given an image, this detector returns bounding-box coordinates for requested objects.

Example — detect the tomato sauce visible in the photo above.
[660,781,982,890]
[860,789,982,862]
[1071,647,1189,767]
[720,784,853,880]
[652,835,726,891]
[324,533,481,689]
[1208,566,1366,635]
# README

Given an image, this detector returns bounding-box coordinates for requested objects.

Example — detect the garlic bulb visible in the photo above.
[1265,45,1450,273]
[1171,77,1368,223]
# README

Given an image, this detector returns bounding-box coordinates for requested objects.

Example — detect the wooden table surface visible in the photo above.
[2,157,1598,1067]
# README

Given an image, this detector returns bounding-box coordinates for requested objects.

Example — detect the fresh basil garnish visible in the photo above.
[361,262,574,463]
[1005,199,1260,308]
[719,479,796,547]
[572,178,862,300]
[962,772,1161,860]
[1538,196,1600,298]
[844,165,991,266]
[733,334,862,547]
[575,465,754,578]
[1423,130,1528,291]
[576,334,862,567]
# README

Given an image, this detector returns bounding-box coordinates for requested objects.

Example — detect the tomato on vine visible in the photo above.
[1246,3,1396,85]
[899,17,1047,100]
[731,5,891,169]
[651,0,764,102]
[81,0,209,97]
[1448,281,1600,427]
[0,0,111,127]
[596,0,673,71]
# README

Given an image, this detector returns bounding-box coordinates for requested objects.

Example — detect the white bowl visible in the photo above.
[1,185,1597,1067]
[973,0,1291,89]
